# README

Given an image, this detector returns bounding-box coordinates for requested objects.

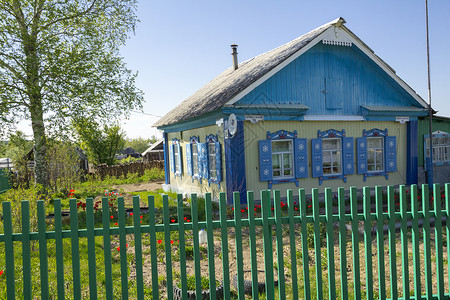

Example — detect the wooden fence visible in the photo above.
[1,183,449,299]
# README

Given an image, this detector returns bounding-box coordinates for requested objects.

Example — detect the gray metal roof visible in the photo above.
[154,18,343,128]
[361,105,427,112]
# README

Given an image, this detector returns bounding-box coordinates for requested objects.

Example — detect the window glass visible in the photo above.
[367,137,384,172]
[322,138,342,175]
[208,143,217,180]
[272,140,293,179]
[174,144,180,173]
[192,143,199,176]
[425,135,450,163]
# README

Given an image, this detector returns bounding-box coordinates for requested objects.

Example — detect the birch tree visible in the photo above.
[0,0,143,189]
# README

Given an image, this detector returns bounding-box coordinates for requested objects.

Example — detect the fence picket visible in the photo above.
[422,184,433,297]
[37,200,49,299]
[177,193,187,300]
[350,186,361,299]
[70,199,82,300]
[325,188,336,300]
[387,186,398,300]
[433,184,444,299]
[118,197,129,298]
[299,188,311,300]
[3,201,15,299]
[247,190,260,300]
[219,192,231,299]
[338,187,348,299]
[86,198,98,298]
[133,195,144,299]
[411,185,421,298]
[287,189,299,300]
[54,199,65,299]
[312,188,323,300]
[234,191,245,299]
[273,190,286,299]
[261,189,275,298]
[446,183,450,295]
[162,194,173,299]
[190,194,202,298]
[21,201,32,299]
[147,195,159,299]
[205,193,217,299]
[102,197,113,300]
[363,186,374,300]
[375,186,386,299]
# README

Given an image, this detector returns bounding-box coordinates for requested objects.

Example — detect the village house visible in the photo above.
[154,17,431,202]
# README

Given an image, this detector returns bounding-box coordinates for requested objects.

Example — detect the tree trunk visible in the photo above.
[30,99,49,190]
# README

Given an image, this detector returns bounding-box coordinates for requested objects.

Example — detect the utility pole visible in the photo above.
[425,0,434,188]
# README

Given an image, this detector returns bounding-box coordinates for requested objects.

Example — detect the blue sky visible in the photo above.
[16,1,450,139]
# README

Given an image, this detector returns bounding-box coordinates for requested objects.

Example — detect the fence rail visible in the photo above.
[1,183,450,299]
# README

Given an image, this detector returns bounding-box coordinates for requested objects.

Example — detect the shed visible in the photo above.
[155,17,429,202]
[142,140,164,162]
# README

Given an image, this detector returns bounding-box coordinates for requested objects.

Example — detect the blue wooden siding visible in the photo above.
[236,43,417,115]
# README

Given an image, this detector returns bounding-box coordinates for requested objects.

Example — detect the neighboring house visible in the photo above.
[117,147,142,160]
[142,140,164,162]
[418,115,450,185]
[0,158,13,170]
[154,17,430,203]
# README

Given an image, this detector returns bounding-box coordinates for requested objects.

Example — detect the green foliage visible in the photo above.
[0,1,143,187]
[2,131,33,175]
[124,137,155,153]
[73,118,125,166]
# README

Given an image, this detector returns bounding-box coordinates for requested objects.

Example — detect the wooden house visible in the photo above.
[154,18,429,202]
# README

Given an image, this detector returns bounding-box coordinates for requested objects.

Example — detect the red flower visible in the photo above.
[130,212,133,216]
[187,219,190,222]
[240,209,245,213]
[70,189,75,193]
[294,207,298,210]
[0,270,3,276]
[117,247,120,251]
[157,239,162,244]
[140,215,143,219]
[110,215,114,219]
[308,205,312,208]
[184,217,187,220]
[170,240,174,244]
[114,223,118,226]
[171,219,176,223]
[294,202,297,205]
[254,208,257,212]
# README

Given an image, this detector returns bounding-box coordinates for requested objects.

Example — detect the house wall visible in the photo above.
[165,125,226,200]
[244,120,408,198]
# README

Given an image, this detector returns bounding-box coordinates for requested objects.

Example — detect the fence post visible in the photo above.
[299,188,310,300]
[247,190,260,300]
[324,188,335,299]
[102,197,113,300]
[148,195,159,299]
[433,184,444,298]
[287,189,299,300]
[219,192,231,299]
[54,199,65,299]
[133,195,145,299]
[21,201,32,299]
[375,186,386,299]
[422,184,432,296]
[350,186,361,299]
[69,199,82,299]
[338,187,348,299]
[312,188,323,300]
[363,186,373,300]
[37,200,49,299]
[261,189,274,298]
[177,193,187,300]
[205,193,217,299]
[3,201,15,300]
[162,194,173,299]
[387,186,398,300]
[233,191,245,299]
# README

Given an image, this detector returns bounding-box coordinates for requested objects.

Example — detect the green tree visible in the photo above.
[124,137,153,153]
[73,118,125,166]
[3,131,34,177]
[0,1,143,189]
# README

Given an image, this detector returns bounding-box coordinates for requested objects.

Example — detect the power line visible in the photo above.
[131,110,162,118]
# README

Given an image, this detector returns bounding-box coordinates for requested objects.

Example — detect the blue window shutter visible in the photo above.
[357,137,368,174]
[258,140,272,182]
[176,143,182,174]
[169,143,174,173]
[343,137,354,175]
[385,136,397,172]
[311,138,323,177]
[294,138,308,178]
[186,143,192,176]
[198,143,209,179]
[215,142,222,182]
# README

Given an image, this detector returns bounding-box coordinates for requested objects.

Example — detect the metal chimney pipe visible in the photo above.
[231,44,238,70]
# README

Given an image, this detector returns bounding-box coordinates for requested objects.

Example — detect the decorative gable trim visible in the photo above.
[322,26,352,47]
[190,136,200,143]
[205,134,218,143]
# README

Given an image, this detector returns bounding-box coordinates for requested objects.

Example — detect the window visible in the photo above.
[312,129,353,185]
[272,140,293,178]
[322,138,342,175]
[357,128,396,181]
[259,129,307,188]
[186,136,201,181]
[169,138,182,177]
[424,131,450,166]
[208,142,217,180]
[192,143,199,177]
[187,134,222,187]
[367,137,384,172]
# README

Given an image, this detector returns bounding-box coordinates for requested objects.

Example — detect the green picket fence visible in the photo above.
[0,168,11,194]
[1,183,450,299]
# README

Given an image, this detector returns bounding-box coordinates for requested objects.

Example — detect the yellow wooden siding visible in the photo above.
[167,126,226,200]
[244,120,407,197]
